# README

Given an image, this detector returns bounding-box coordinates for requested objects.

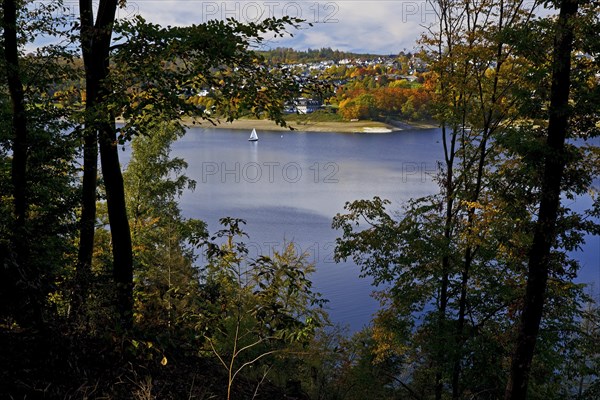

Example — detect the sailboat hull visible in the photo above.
[248,128,258,141]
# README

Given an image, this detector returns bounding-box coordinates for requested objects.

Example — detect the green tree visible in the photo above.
[418,0,545,396]
[400,96,416,120]
[199,218,327,400]
[563,299,600,398]
[504,0,595,397]
[1,0,35,324]
[73,4,321,328]
[122,121,207,337]
[334,1,599,399]
[1,0,81,326]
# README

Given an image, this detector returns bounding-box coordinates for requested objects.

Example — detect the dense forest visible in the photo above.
[1,0,600,399]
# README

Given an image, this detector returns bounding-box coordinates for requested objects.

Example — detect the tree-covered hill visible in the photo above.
[257,46,399,64]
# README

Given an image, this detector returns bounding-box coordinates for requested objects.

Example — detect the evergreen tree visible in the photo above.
[123,121,207,337]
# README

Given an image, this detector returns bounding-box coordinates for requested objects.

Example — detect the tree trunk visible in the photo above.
[99,121,134,328]
[2,0,43,327]
[73,0,99,321]
[436,121,458,400]
[73,118,98,318]
[2,0,27,228]
[77,0,134,329]
[504,0,579,398]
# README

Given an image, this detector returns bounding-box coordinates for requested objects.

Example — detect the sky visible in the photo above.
[108,0,440,54]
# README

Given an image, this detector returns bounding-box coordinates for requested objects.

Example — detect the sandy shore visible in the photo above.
[117,116,438,133]
[180,117,438,133]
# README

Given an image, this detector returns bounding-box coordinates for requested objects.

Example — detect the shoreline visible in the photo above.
[178,117,438,133]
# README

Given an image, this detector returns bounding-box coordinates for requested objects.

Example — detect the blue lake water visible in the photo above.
[156,126,599,332]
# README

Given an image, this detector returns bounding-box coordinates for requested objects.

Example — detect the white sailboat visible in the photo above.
[248,128,258,142]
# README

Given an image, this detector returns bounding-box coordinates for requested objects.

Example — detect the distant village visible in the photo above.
[193,51,430,117]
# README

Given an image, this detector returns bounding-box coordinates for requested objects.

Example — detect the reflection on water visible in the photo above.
[174,127,441,331]
[166,127,599,332]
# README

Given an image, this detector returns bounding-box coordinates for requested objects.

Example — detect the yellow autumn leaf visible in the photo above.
[161,356,168,366]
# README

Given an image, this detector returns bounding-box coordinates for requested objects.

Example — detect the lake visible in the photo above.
[163,126,599,332]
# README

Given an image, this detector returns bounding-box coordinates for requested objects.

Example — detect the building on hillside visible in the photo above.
[285,98,322,114]
[296,98,322,114]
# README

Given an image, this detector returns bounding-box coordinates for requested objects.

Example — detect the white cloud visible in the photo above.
[127,0,436,53]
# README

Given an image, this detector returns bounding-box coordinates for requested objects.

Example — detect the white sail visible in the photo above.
[248,128,258,141]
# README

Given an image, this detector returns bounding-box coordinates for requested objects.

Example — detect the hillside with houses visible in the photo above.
[186,48,433,122]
